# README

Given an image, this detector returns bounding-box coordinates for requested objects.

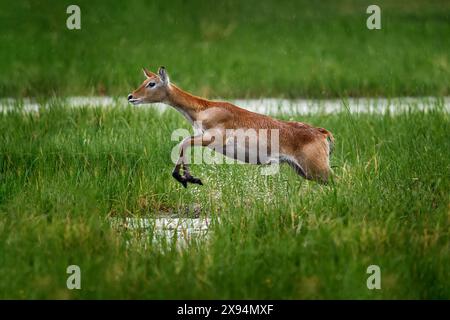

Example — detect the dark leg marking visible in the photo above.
[182,164,203,186]
[172,135,209,188]
[184,172,203,186]
[172,170,188,188]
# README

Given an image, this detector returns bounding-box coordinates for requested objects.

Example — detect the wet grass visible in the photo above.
[0,0,449,98]
[0,101,448,299]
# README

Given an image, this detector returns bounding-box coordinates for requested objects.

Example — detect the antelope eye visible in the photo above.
[146,82,156,88]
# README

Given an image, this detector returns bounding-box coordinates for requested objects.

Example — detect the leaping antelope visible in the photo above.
[128,67,334,187]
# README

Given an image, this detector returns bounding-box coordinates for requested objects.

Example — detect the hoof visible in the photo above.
[172,171,188,188]
[189,177,203,185]
[184,174,203,186]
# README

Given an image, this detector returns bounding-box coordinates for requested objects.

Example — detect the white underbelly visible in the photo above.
[209,131,278,165]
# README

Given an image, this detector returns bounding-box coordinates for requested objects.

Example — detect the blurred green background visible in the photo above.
[0,0,449,98]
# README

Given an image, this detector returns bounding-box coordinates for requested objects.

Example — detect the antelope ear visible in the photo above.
[158,66,169,84]
[142,67,152,78]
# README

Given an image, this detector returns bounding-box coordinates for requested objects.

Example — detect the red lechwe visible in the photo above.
[128,67,334,187]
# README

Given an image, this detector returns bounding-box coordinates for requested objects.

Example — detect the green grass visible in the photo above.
[0,0,449,98]
[0,101,448,299]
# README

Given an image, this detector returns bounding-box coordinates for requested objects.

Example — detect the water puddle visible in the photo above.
[110,216,213,249]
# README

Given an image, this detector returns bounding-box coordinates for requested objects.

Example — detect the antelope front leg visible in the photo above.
[172,134,213,188]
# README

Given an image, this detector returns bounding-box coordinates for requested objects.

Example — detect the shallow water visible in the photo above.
[1,96,449,115]
[111,216,213,249]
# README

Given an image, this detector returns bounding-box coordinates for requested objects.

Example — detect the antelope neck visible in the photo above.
[164,84,213,124]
